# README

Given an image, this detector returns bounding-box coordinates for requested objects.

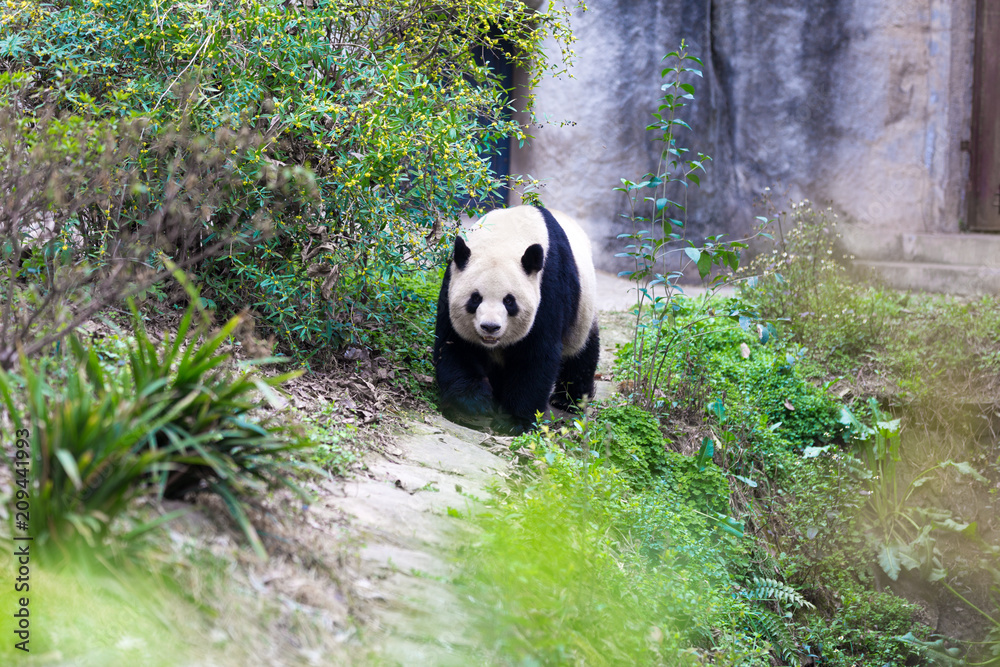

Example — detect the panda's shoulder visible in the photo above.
[543,209,591,254]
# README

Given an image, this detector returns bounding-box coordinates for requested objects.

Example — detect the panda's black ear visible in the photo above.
[521,244,544,275]
[453,236,471,271]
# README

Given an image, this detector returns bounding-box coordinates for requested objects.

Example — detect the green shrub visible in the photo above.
[0,345,176,558]
[1,0,581,355]
[803,586,924,667]
[0,78,281,368]
[123,305,315,556]
[367,268,440,399]
[613,44,754,410]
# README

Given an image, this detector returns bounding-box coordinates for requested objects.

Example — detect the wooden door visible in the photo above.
[970,0,1000,231]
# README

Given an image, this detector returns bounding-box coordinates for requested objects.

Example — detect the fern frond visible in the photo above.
[748,576,816,610]
[747,607,798,664]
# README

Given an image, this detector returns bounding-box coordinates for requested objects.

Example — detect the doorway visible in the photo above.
[969,0,1000,231]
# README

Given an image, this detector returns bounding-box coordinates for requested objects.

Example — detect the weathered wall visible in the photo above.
[510,0,976,271]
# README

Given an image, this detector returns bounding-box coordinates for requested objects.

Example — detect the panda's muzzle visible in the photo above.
[479,322,502,345]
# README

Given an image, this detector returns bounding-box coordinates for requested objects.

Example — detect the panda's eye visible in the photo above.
[503,294,518,316]
[465,291,482,314]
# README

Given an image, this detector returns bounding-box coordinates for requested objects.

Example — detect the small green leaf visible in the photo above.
[940,460,989,483]
[802,445,833,458]
[878,544,902,580]
[695,436,715,472]
[713,514,744,538]
[696,251,712,279]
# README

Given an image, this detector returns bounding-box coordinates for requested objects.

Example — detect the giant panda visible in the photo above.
[433,205,600,433]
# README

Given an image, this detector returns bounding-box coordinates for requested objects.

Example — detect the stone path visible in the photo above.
[320,416,507,665]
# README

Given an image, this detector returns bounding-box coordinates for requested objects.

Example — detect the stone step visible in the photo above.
[842,230,1000,268]
[853,260,1000,296]
[901,233,1000,268]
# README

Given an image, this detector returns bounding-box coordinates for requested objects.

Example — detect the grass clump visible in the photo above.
[0,560,221,666]
[741,199,1000,426]
[0,302,313,561]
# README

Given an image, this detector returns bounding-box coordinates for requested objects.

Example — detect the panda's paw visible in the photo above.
[442,408,495,433]
[489,412,534,436]
[549,392,581,414]
[549,397,570,412]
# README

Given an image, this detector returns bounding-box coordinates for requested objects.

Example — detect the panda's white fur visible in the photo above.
[447,206,597,356]
[550,209,598,357]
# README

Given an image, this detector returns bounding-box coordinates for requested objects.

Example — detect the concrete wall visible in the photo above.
[510,0,976,272]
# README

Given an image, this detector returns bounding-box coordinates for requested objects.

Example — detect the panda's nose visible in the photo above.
[481,322,501,334]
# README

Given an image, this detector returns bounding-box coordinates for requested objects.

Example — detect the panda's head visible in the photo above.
[448,235,544,349]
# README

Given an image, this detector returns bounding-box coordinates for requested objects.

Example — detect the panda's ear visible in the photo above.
[453,236,471,271]
[521,244,544,275]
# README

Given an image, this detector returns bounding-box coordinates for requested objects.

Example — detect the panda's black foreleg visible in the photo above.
[551,323,600,412]
[435,339,495,416]
[492,344,563,434]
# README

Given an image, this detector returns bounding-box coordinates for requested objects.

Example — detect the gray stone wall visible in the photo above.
[510,0,976,271]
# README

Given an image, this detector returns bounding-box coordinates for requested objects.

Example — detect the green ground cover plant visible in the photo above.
[741,199,1000,433]
[463,418,777,666]
[462,408,939,666]
[614,295,843,456]
[516,307,944,665]
[740,199,892,369]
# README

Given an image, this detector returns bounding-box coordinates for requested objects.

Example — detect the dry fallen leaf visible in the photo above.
[740,343,751,359]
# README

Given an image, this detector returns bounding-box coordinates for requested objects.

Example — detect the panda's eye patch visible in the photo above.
[465,291,483,314]
[503,294,519,316]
